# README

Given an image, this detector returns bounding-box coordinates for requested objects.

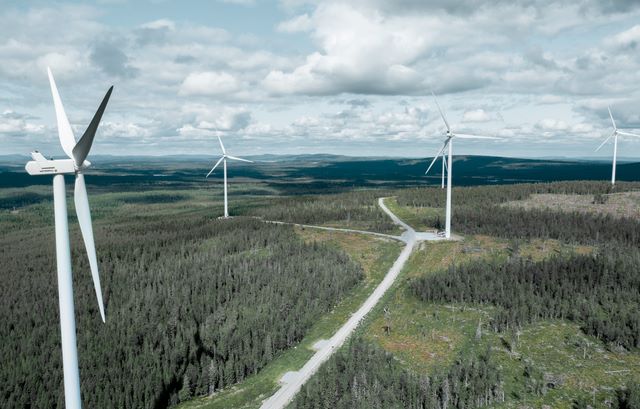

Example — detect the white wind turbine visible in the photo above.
[25,68,112,409]
[425,92,499,239]
[206,135,253,218]
[595,106,640,186]
[441,151,447,189]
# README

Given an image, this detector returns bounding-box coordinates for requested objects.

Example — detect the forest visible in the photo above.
[288,180,640,409]
[411,247,640,349]
[4,177,640,408]
[242,189,398,233]
[395,181,640,246]
[0,213,363,408]
[289,337,504,409]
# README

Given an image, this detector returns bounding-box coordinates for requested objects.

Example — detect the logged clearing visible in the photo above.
[504,191,640,219]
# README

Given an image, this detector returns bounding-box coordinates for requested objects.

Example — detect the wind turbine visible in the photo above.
[25,68,112,408]
[425,92,499,239]
[206,135,253,218]
[441,152,447,189]
[595,106,640,186]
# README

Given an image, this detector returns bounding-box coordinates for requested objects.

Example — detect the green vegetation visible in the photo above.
[0,202,366,408]
[290,338,504,409]
[297,181,640,409]
[412,248,640,349]
[384,196,443,231]
[395,181,640,208]
[393,181,640,245]
[177,229,402,409]
[242,190,400,234]
[4,174,640,409]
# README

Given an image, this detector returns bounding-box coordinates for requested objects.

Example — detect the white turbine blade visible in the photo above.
[443,152,448,172]
[426,140,450,175]
[47,67,76,159]
[617,131,640,138]
[608,106,617,130]
[73,86,113,166]
[226,155,253,163]
[431,91,451,133]
[206,156,224,177]
[74,174,105,323]
[595,131,615,152]
[454,133,501,140]
[217,135,226,154]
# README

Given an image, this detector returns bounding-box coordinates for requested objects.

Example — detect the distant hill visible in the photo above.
[1,155,638,191]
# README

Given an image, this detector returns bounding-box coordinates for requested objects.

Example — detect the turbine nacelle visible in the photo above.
[25,151,92,176]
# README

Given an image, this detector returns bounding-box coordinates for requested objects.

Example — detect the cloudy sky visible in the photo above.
[2,0,640,158]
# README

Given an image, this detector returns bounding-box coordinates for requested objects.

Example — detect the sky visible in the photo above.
[2,0,640,159]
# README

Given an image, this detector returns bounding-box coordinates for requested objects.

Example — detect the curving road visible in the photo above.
[260,198,442,409]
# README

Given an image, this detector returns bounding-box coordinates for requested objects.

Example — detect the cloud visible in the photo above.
[179,71,241,96]
[135,19,175,46]
[3,1,640,157]
[605,24,640,50]
[219,0,256,5]
[90,40,139,78]
[265,3,435,96]
[277,14,313,33]
[0,110,45,135]
[462,109,491,122]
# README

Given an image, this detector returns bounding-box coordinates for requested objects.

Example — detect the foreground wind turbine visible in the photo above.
[206,135,253,218]
[425,92,499,239]
[595,106,640,186]
[25,68,112,409]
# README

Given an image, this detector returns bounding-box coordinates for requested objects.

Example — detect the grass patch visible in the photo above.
[360,234,621,408]
[384,196,443,231]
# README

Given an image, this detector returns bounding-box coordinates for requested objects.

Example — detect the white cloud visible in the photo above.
[277,14,313,33]
[606,24,640,50]
[140,19,176,31]
[179,71,241,96]
[462,109,491,123]
[3,1,640,157]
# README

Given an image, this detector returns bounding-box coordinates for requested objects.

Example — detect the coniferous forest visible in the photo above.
[412,248,640,349]
[284,181,640,409]
[2,177,640,408]
[290,338,504,409]
[0,213,363,408]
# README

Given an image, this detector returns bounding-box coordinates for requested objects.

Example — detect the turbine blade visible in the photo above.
[74,174,105,323]
[617,131,640,138]
[454,133,500,140]
[431,91,451,133]
[206,156,224,177]
[226,155,253,163]
[595,131,615,152]
[443,152,448,172]
[72,86,113,166]
[218,135,226,154]
[608,106,616,130]
[426,140,449,175]
[47,67,76,159]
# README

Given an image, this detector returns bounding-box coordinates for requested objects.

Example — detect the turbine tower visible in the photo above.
[441,152,447,189]
[595,106,640,186]
[206,135,253,218]
[25,68,112,409]
[425,92,499,239]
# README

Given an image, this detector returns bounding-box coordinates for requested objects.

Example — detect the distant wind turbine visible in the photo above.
[206,135,253,218]
[25,68,112,409]
[441,151,447,189]
[595,106,640,186]
[425,92,500,239]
